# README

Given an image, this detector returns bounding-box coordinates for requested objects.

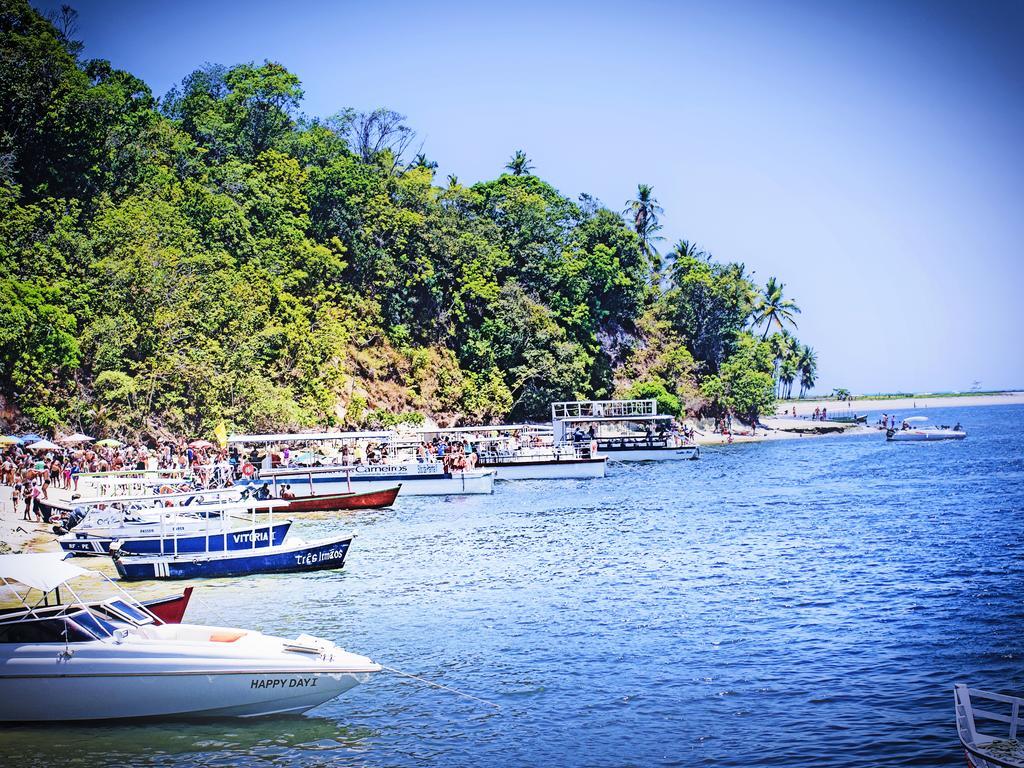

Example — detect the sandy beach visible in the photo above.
[0,484,67,555]
[777,392,1024,417]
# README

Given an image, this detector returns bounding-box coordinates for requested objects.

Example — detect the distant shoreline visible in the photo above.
[777,391,1024,417]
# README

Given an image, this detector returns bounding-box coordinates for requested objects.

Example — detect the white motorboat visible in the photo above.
[230,431,495,495]
[954,683,1024,767]
[0,553,380,721]
[55,488,255,555]
[551,399,699,461]
[887,416,967,441]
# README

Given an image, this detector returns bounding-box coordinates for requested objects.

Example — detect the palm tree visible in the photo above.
[506,150,534,176]
[797,345,818,398]
[752,277,800,340]
[623,184,665,276]
[409,152,438,171]
[768,330,796,396]
[779,356,798,399]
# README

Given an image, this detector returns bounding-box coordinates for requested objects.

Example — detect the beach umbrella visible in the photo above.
[0,436,19,446]
[18,434,44,445]
[94,438,124,448]
[27,439,60,451]
[189,439,214,449]
[59,432,94,445]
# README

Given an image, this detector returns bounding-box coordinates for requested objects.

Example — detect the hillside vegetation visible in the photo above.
[0,1,817,438]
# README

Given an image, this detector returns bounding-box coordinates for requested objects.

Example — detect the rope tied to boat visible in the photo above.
[381,665,501,709]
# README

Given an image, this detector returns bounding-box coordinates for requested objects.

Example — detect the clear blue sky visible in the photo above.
[38,0,1024,394]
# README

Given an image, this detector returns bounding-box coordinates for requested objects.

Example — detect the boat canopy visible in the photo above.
[552,399,660,420]
[903,416,929,423]
[0,553,89,592]
[416,424,552,435]
[228,431,393,444]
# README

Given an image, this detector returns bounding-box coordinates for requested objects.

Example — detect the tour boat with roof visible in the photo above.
[0,553,380,721]
[229,431,495,495]
[551,399,699,461]
[954,683,1024,767]
[413,424,607,480]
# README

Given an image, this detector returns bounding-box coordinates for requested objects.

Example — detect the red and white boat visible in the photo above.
[249,485,401,513]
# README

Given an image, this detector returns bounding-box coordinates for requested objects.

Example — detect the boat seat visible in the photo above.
[209,630,246,643]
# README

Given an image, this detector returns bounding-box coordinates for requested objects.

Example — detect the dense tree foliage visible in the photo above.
[0,1,816,437]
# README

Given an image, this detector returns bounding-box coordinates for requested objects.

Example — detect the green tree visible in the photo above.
[752,277,800,340]
[797,344,817,398]
[505,149,534,176]
[623,184,664,277]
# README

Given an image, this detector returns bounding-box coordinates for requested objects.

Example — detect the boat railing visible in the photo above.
[956,684,1023,748]
[551,399,659,420]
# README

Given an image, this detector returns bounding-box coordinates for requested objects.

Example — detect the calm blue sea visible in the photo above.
[3,404,1023,767]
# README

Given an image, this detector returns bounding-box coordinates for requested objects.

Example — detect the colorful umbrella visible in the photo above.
[27,439,60,451]
[59,433,95,445]
[18,434,44,445]
[0,435,19,446]
[94,438,124,448]
[189,439,214,449]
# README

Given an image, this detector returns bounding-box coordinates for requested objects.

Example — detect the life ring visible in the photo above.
[241,464,256,478]
[159,485,175,495]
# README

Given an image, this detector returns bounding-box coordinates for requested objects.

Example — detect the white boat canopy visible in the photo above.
[0,553,89,592]
[903,416,929,423]
[228,431,394,444]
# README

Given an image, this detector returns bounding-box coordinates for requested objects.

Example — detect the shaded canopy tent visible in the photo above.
[0,553,89,592]
[59,433,94,445]
[94,438,124,448]
[26,439,60,451]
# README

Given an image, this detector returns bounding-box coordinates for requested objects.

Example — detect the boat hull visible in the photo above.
[143,586,194,624]
[252,466,494,496]
[887,429,967,441]
[0,665,372,721]
[113,535,353,580]
[479,457,607,480]
[601,445,699,462]
[60,522,292,556]
[253,486,401,512]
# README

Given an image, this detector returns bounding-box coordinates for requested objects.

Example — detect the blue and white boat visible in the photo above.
[111,534,354,581]
[62,520,292,556]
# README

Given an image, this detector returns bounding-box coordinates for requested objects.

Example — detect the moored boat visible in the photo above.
[63,518,292,556]
[954,683,1024,767]
[143,586,194,624]
[229,431,495,495]
[111,533,355,580]
[414,424,608,480]
[248,485,401,512]
[0,553,379,721]
[551,399,699,462]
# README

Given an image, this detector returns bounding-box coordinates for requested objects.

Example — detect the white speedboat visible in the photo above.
[954,684,1024,767]
[887,416,967,441]
[0,553,380,721]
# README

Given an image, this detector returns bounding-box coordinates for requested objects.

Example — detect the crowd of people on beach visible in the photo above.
[0,438,238,522]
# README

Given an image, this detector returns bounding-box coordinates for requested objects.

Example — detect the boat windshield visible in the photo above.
[0,611,111,643]
[98,598,154,626]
